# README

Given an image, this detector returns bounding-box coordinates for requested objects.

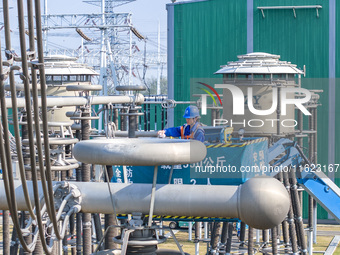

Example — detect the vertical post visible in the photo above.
[271,226,278,255]
[297,110,303,147]
[156,21,161,95]
[262,230,269,248]
[308,107,315,255]
[210,222,222,254]
[43,0,48,53]
[313,107,318,244]
[161,105,165,130]
[239,222,246,247]
[248,227,254,255]
[211,109,217,126]
[98,0,107,133]
[128,109,137,138]
[204,222,208,240]
[148,166,158,227]
[225,223,234,255]
[276,86,281,135]
[194,222,200,255]
[128,23,132,86]
[188,222,193,241]
[256,229,260,244]
[81,109,92,255]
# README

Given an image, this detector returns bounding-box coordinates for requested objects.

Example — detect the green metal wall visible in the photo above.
[335,1,340,190]
[170,0,340,220]
[173,0,247,126]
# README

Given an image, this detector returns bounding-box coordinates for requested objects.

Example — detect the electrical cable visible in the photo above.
[0,17,36,255]
[35,0,66,243]
[2,0,36,220]
[18,0,54,252]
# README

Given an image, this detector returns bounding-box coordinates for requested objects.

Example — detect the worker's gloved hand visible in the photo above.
[157,130,166,138]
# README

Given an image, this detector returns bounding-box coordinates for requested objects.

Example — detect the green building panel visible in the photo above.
[335,0,340,189]
[173,0,247,126]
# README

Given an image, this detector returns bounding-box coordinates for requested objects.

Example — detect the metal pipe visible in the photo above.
[2,95,144,109]
[289,169,307,255]
[188,222,192,241]
[221,223,228,247]
[143,104,147,131]
[0,177,290,230]
[161,105,165,130]
[204,222,208,240]
[76,213,82,255]
[225,223,233,254]
[114,131,158,137]
[73,138,207,166]
[297,110,303,147]
[307,108,315,255]
[128,109,137,138]
[154,103,158,130]
[248,227,254,255]
[3,210,10,254]
[80,109,92,255]
[239,222,246,247]
[93,214,103,251]
[271,226,278,255]
[262,229,269,248]
[210,222,222,254]
[194,222,200,254]
[276,87,281,135]
[313,107,318,244]
[313,108,318,165]
[148,103,151,131]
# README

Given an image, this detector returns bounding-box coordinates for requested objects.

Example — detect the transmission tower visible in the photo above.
[41,0,167,94]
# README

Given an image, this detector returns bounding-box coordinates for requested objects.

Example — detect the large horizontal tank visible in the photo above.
[215,52,304,135]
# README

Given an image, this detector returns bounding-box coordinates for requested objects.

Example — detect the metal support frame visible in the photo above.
[169,228,185,255]
[258,5,322,18]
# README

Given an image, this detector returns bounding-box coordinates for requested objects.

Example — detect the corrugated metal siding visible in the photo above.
[335,0,340,190]
[173,0,247,125]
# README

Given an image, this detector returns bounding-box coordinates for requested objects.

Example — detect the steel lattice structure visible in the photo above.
[41,0,167,93]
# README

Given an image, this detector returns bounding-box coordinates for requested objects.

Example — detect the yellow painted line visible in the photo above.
[206,138,268,148]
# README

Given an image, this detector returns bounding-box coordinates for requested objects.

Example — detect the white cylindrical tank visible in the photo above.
[0,176,290,230]
[42,55,99,122]
[215,52,304,135]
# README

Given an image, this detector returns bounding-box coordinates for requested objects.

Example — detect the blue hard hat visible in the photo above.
[183,105,200,118]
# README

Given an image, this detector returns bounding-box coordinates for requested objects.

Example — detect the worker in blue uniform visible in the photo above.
[158,105,205,142]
